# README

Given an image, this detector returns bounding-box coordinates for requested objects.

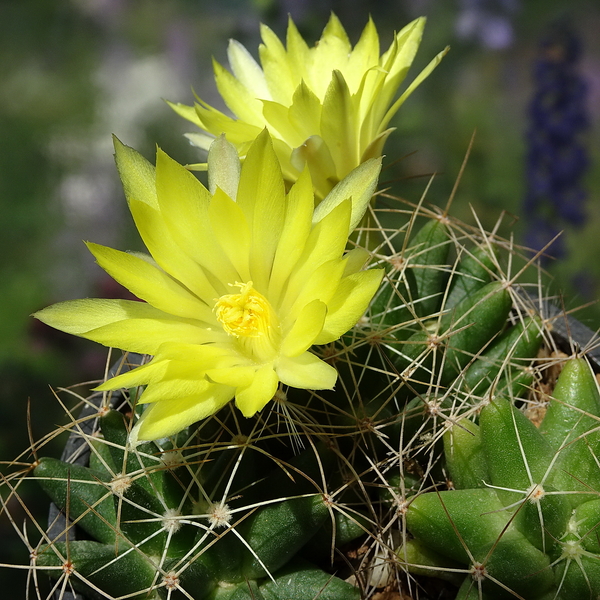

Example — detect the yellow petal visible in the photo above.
[96,357,170,392]
[281,299,327,357]
[342,248,371,276]
[259,23,296,105]
[261,100,303,146]
[213,58,266,126]
[299,200,352,273]
[360,128,394,162]
[285,17,310,84]
[276,352,337,390]
[34,298,170,336]
[284,259,346,325]
[113,137,158,209]
[312,158,381,233]
[184,131,214,152]
[290,135,337,200]
[346,17,380,91]
[310,14,351,99]
[138,376,213,405]
[129,196,233,298]
[237,129,286,290]
[85,317,217,354]
[227,39,271,100]
[315,268,384,345]
[209,187,251,283]
[235,364,279,417]
[207,135,241,200]
[320,70,359,176]
[87,242,214,323]
[195,101,264,146]
[268,167,314,305]
[379,46,449,132]
[380,18,425,104]
[34,299,213,354]
[288,82,323,142]
[132,385,235,442]
[166,100,202,126]
[206,365,256,388]
[155,148,237,287]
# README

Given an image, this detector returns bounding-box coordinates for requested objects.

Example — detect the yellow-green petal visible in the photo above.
[281,299,327,358]
[315,268,384,345]
[259,23,296,105]
[227,39,271,100]
[267,167,314,305]
[132,385,235,443]
[34,298,172,336]
[113,137,158,209]
[207,134,241,200]
[213,58,265,126]
[235,364,279,417]
[208,187,251,283]
[313,158,381,233]
[87,242,214,323]
[276,352,337,390]
[237,129,286,290]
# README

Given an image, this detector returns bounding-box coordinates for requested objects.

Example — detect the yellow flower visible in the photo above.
[34,131,383,442]
[170,15,447,200]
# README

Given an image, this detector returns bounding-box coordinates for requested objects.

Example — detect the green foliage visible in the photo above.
[22,209,587,600]
[407,357,600,598]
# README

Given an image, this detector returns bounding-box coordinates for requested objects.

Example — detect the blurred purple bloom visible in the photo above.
[524,21,590,259]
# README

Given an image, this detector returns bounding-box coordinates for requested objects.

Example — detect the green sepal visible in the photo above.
[540,357,600,506]
[480,398,570,551]
[443,419,489,489]
[240,494,329,580]
[35,457,118,545]
[36,540,155,599]
[445,244,498,311]
[258,558,360,600]
[406,488,554,598]
[459,316,543,397]
[396,539,464,585]
[406,218,450,318]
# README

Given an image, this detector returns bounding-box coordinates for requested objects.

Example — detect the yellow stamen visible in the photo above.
[214,282,272,338]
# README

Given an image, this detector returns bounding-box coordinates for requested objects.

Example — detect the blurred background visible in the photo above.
[1,0,599,594]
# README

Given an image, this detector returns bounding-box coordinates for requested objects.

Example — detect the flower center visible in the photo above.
[214,282,272,338]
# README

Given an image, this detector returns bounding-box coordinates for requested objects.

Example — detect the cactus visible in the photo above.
[17,208,579,600]
[1,13,599,600]
[4,175,599,600]
[405,356,600,599]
